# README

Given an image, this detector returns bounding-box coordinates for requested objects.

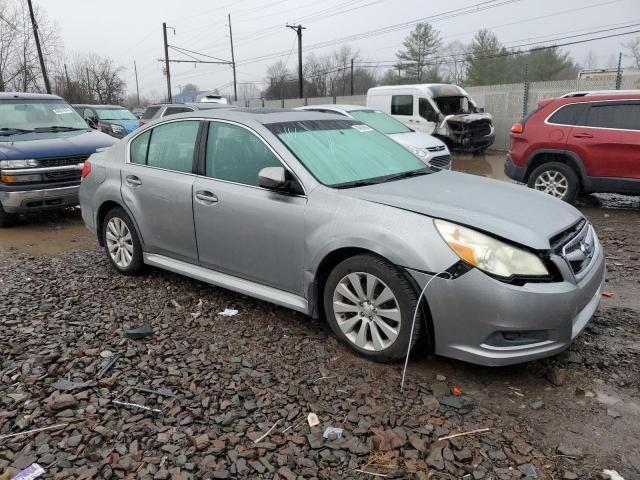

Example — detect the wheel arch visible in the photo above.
[96,200,144,248]
[525,149,586,186]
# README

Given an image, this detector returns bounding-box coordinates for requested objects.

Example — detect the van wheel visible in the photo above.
[323,254,424,363]
[102,208,144,274]
[527,162,579,203]
[0,204,17,228]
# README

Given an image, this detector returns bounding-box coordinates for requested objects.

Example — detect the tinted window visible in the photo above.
[206,122,281,186]
[391,95,413,115]
[130,130,151,165]
[145,120,199,172]
[585,104,640,130]
[142,106,160,119]
[418,98,437,121]
[83,108,96,121]
[163,106,192,116]
[548,103,586,125]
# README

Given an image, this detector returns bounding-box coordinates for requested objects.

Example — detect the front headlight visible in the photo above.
[434,219,548,278]
[1,174,43,183]
[0,159,39,169]
[404,145,429,159]
[110,124,125,134]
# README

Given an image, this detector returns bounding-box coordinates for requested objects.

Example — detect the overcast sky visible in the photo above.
[40,0,640,100]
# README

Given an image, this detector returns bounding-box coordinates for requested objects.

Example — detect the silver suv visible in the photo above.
[79,109,605,366]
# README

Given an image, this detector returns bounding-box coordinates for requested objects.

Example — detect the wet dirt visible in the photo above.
[0,152,639,477]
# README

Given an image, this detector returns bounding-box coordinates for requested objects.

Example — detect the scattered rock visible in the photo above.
[547,368,568,387]
[557,443,583,457]
[529,401,544,410]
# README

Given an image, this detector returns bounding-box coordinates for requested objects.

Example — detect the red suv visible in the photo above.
[505,92,640,203]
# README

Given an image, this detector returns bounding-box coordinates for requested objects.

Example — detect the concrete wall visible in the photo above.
[235,74,640,150]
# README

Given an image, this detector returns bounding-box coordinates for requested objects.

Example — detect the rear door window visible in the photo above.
[584,103,640,130]
[143,120,199,172]
[130,130,151,165]
[391,95,413,116]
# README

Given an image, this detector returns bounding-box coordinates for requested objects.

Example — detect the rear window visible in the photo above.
[142,106,160,119]
[164,106,192,116]
[391,95,413,116]
[547,103,587,126]
[585,104,640,131]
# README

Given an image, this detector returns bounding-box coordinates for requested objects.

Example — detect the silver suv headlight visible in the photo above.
[0,159,39,169]
[434,219,548,278]
[403,145,429,159]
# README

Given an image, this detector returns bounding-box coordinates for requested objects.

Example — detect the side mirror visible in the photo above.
[478,107,485,113]
[86,118,96,128]
[258,166,287,190]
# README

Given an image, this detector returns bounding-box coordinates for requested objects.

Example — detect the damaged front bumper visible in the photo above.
[437,113,495,152]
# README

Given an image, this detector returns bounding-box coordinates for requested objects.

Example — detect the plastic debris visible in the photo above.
[602,470,625,480]
[451,386,463,396]
[10,463,45,480]
[96,352,123,379]
[51,379,96,392]
[602,291,614,298]
[323,426,343,440]
[0,424,68,441]
[518,463,538,478]
[218,308,239,317]
[124,323,154,339]
[307,412,320,427]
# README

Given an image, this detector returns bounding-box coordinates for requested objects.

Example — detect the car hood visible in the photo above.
[0,130,116,160]
[388,131,447,150]
[342,171,582,249]
[103,119,139,133]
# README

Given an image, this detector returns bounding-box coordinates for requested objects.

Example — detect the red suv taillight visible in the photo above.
[511,122,524,133]
[81,160,91,179]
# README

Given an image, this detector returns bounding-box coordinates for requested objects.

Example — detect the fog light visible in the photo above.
[1,174,43,183]
[485,330,549,347]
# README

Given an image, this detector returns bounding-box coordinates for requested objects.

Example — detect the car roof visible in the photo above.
[301,104,373,112]
[0,92,63,101]
[561,89,640,98]
[148,103,234,110]
[72,104,127,109]
[156,108,351,125]
[554,92,640,103]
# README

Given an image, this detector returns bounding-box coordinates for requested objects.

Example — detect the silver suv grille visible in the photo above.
[429,155,451,170]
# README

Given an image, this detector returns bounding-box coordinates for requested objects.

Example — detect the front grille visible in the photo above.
[553,220,597,276]
[44,170,80,181]
[426,145,446,153]
[38,156,88,168]
[447,119,492,138]
[429,155,451,170]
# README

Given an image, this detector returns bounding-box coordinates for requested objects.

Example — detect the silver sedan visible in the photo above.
[79,109,605,366]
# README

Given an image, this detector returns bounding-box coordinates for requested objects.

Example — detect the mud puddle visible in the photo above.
[0,208,94,255]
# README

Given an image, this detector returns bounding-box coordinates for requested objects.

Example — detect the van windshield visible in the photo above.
[433,96,474,115]
[0,100,88,139]
[349,109,412,134]
[268,119,429,188]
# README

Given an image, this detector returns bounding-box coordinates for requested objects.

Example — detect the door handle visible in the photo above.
[195,190,218,204]
[125,175,142,187]
[573,132,593,139]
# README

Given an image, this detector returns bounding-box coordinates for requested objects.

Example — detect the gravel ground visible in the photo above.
[0,164,638,479]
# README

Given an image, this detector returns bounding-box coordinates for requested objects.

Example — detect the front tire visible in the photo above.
[0,204,17,228]
[102,208,143,274]
[323,254,423,363]
[527,162,579,203]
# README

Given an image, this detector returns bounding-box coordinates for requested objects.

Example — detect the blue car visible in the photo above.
[0,92,116,227]
[73,104,140,138]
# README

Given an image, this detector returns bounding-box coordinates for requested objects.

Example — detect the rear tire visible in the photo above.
[102,208,144,274]
[527,162,580,203]
[323,254,424,363]
[0,204,17,228]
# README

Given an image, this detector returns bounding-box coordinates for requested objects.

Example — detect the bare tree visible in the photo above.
[583,50,598,69]
[623,37,640,69]
[441,40,467,84]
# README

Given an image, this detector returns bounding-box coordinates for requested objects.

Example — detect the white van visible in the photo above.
[367,84,495,152]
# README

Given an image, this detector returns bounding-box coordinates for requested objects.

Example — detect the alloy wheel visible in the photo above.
[332,272,401,351]
[105,217,134,269]
[533,170,569,199]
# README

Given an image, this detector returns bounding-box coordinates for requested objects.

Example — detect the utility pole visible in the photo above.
[228,14,237,102]
[26,0,50,93]
[134,61,140,107]
[63,64,71,98]
[287,24,306,98]
[163,22,172,103]
[615,52,623,90]
[350,58,354,96]
[85,68,92,102]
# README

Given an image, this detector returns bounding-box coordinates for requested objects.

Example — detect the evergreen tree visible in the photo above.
[395,23,442,82]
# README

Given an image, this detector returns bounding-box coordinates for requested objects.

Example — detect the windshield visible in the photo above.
[268,119,428,187]
[349,109,411,134]
[0,100,88,135]
[433,96,475,115]
[96,108,137,120]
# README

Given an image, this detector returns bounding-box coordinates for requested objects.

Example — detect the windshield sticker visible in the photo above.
[351,124,373,132]
[53,107,74,115]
